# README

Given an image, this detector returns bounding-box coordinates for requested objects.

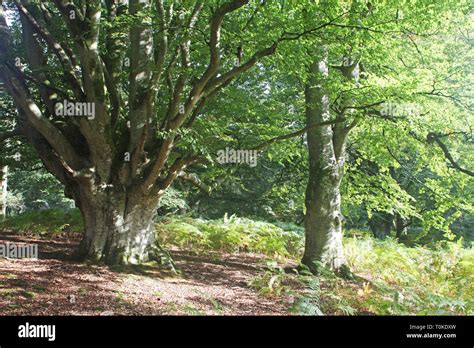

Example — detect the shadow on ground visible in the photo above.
[0,233,290,315]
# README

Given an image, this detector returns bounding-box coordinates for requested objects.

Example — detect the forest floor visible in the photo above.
[1,220,472,316]
[0,233,293,315]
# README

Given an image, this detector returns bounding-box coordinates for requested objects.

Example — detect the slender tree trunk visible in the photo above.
[0,166,7,219]
[303,158,346,271]
[302,48,347,272]
[395,213,408,239]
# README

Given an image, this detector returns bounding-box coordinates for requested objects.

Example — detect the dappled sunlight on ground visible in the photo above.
[0,234,289,315]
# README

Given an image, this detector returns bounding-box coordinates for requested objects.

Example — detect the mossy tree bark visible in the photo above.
[302,46,360,273]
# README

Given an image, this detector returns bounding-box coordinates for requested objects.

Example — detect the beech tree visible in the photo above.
[233,0,472,272]
[301,48,358,272]
[0,0,307,265]
[300,0,473,271]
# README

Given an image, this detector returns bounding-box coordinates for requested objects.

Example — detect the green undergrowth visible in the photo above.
[246,236,473,315]
[155,214,303,258]
[0,209,83,236]
[344,236,473,315]
[1,211,471,315]
[157,216,473,315]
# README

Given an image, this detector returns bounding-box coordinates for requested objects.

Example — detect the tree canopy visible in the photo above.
[0,0,472,267]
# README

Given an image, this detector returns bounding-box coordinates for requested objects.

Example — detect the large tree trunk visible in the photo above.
[75,187,160,265]
[301,48,347,272]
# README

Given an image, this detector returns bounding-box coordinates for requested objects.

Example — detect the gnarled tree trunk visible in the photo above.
[74,186,160,265]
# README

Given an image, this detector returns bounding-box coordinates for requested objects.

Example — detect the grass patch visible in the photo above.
[0,209,83,236]
[0,288,39,300]
[31,284,47,292]
[19,290,36,299]
[182,304,205,315]
[0,288,17,299]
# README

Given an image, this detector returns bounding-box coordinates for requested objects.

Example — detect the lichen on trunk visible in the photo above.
[302,164,346,272]
[73,184,161,265]
[301,46,355,274]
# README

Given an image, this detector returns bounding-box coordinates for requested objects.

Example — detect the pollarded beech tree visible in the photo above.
[0,0,316,265]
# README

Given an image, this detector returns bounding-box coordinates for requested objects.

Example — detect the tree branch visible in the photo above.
[178,171,210,193]
[14,0,84,99]
[166,0,249,130]
[157,156,200,193]
[427,132,474,177]
[251,118,346,151]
